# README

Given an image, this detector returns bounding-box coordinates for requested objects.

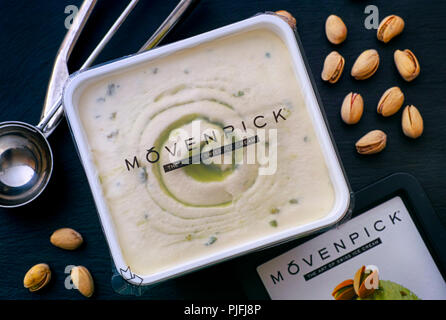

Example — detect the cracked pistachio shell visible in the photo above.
[325,15,347,44]
[321,51,345,83]
[341,92,364,124]
[377,15,405,43]
[71,266,94,298]
[351,49,380,80]
[377,86,405,117]
[355,130,387,155]
[353,266,379,299]
[23,263,51,292]
[332,279,356,300]
[275,10,296,29]
[394,49,420,81]
[402,105,424,138]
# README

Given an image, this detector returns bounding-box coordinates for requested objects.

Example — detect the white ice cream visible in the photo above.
[78,29,335,276]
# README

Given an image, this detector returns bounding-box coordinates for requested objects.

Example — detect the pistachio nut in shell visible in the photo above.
[50,227,83,250]
[325,15,347,44]
[394,49,420,81]
[321,51,345,83]
[275,10,296,29]
[353,265,365,295]
[332,279,356,300]
[23,263,51,292]
[351,49,380,80]
[377,86,405,117]
[71,266,94,298]
[353,266,379,298]
[341,92,364,124]
[355,130,387,155]
[402,105,424,138]
[377,15,405,43]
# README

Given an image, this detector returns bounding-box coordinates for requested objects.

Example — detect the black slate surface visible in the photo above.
[0,0,445,300]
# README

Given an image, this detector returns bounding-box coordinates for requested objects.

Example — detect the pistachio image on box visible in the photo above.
[332,265,419,300]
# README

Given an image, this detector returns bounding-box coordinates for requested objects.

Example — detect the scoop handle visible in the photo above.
[40,0,97,126]
[40,0,199,137]
[37,97,62,137]
[139,0,199,52]
[40,0,140,137]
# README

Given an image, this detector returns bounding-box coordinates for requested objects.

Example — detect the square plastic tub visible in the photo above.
[63,14,352,286]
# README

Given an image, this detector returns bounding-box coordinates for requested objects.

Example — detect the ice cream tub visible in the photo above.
[63,14,352,286]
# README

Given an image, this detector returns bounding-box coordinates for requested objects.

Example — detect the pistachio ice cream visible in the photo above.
[359,280,419,300]
[77,28,335,276]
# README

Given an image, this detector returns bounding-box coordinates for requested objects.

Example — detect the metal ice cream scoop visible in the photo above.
[0,0,196,207]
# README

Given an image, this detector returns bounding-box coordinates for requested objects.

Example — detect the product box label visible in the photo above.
[257,196,446,300]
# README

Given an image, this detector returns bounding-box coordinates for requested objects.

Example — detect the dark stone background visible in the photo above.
[0,0,445,299]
